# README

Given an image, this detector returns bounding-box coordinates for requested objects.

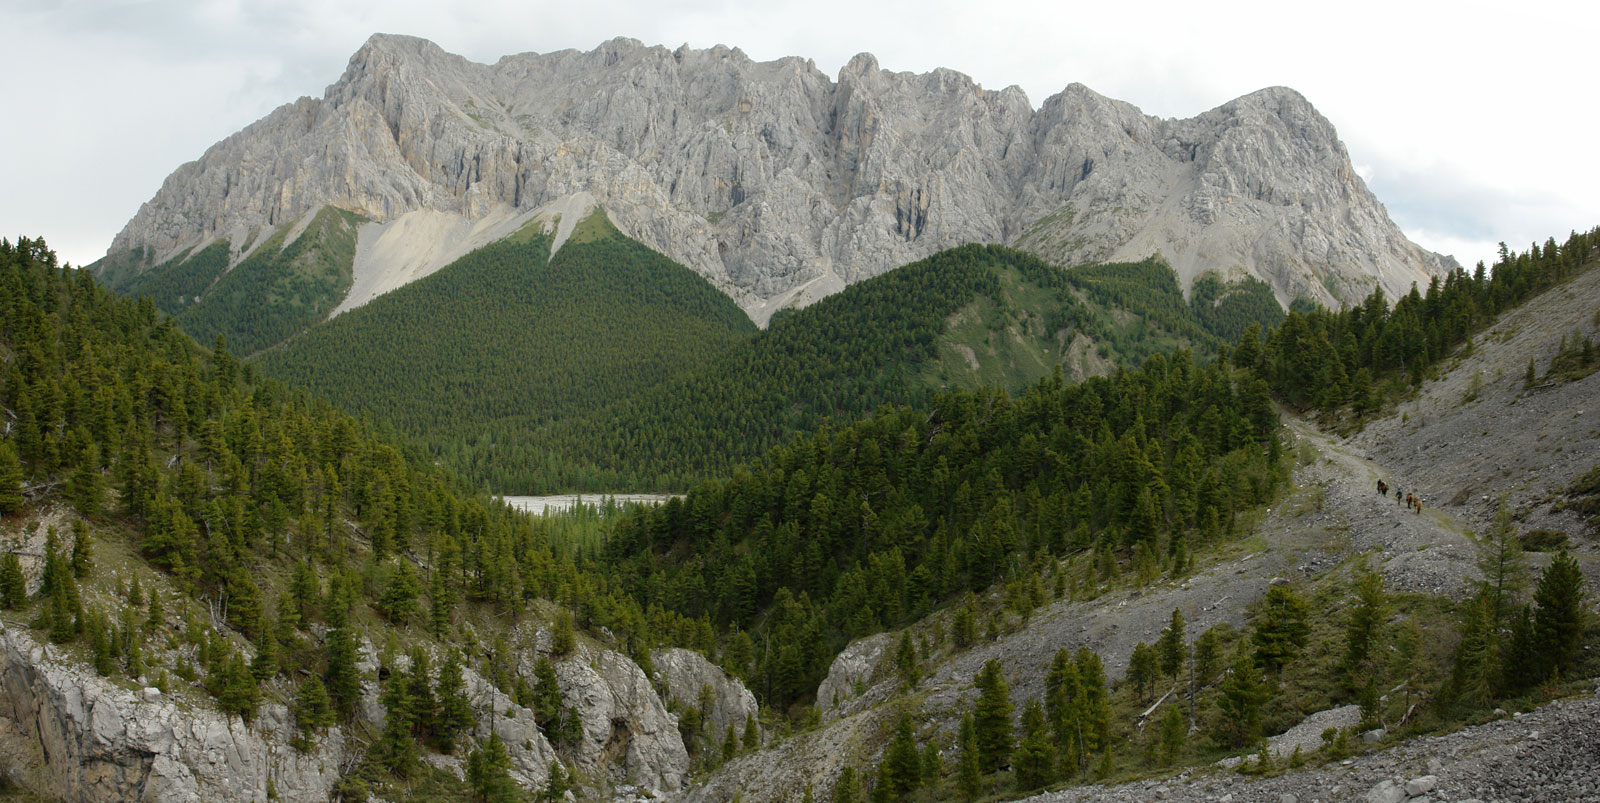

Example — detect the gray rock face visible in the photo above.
[650,647,758,744]
[105,34,1451,323]
[0,624,349,802]
[552,647,689,791]
[814,632,893,721]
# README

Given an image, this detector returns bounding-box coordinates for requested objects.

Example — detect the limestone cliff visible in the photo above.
[104,34,1452,324]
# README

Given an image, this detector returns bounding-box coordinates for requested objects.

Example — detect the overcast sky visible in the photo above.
[4,0,1596,272]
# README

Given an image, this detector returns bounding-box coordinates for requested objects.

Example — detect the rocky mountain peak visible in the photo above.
[102,36,1454,322]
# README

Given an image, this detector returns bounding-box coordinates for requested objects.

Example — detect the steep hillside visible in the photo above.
[109,205,367,356]
[97,34,1452,322]
[255,210,757,474]
[454,246,1283,491]
[1353,243,1600,537]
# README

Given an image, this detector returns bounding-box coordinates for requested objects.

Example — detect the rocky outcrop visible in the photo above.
[103,34,1452,324]
[650,647,759,743]
[0,624,349,802]
[814,632,893,721]
[548,647,689,792]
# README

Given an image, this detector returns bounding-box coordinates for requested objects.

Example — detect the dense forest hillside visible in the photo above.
[508,247,1286,491]
[100,206,368,357]
[256,212,757,464]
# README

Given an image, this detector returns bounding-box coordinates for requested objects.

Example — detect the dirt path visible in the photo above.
[1280,413,1480,597]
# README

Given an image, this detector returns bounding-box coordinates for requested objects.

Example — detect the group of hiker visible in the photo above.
[1376,479,1422,514]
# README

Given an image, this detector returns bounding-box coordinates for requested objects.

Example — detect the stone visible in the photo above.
[1362,727,1387,742]
[1366,780,1407,803]
[1279,794,1298,803]
[1405,776,1437,796]
[99,35,1452,326]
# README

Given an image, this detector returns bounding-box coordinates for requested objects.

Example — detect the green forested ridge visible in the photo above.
[1066,259,1284,361]
[116,240,231,313]
[95,206,368,357]
[174,206,367,356]
[95,243,167,293]
[256,212,758,480]
[467,247,1285,492]
[114,217,1282,495]
[1245,227,1600,424]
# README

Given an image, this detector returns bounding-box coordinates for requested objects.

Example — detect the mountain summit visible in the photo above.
[105,34,1452,322]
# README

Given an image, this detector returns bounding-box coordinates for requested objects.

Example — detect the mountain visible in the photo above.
[98,34,1453,325]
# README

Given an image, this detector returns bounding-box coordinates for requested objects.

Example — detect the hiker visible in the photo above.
[1397,489,1405,506]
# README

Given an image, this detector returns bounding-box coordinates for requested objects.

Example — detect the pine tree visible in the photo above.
[1477,503,1528,630]
[1343,572,1387,676]
[145,588,165,632]
[972,659,1013,771]
[951,603,976,649]
[0,441,24,515]
[1044,647,1081,771]
[1128,642,1159,701]
[834,765,860,803]
[894,631,919,687]
[1194,626,1224,683]
[250,619,278,682]
[216,654,261,723]
[1214,649,1267,748]
[1159,703,1184,765]
[0,552,25,609]
[1074,647,1112,765]
[1252,584,1311,672]
[467,731,519,803]
[323,606,362,719]
[540,760,571,803]
[1158,608,1187,678]
[879,713,923,799]
[920,740,942,783]
[1531,550,1587,681]
[69,520,92,578]
[955,714,982,802]
[435,650,475,753]
[294,675,335,734]
[741,713,759,751]
[552,609,576,656]
[1013,698,1054,791]
[377,559,421,624]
